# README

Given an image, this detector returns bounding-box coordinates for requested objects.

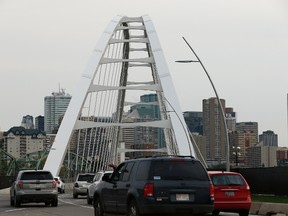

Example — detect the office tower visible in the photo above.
[259,130,278,147]
[122,94,165,158]
[44,89,71,134]
[236,122,258,144]
[35,115,45,132]
[229,130,258,166]
[225,107,236,132]
[202,97,226,166]
[21,115,34,129]
[183,111,203,134]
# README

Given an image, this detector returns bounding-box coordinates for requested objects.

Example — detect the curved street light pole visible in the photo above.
[176,36,230,171]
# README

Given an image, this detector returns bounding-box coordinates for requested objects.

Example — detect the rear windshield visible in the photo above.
[211,174,245,186]
[21,171,53,180]
[77,174,95,182]
[152,159,208,180]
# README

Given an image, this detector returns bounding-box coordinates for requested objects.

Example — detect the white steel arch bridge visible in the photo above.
[43,15,196,177]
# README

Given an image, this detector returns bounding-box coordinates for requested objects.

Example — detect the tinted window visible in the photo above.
[135,161,151,180]
[21,171,53,180]
[211,174,245,186]
[78,174,95,182]
[121,162,134,182]
[152,160,208,180]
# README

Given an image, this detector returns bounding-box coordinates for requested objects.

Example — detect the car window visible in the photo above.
[121,162,135,182]
[135,161,150,180]
[111,163,125,181]
[211,174,245,186]
[152,160,208,180]
[21,171,53,180]
[78,174,95,182]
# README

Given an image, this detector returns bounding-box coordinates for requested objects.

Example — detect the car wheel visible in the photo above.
[87,195,93,205]
[212,210,220,216]
[45,202,50,206]
[14,195,21,207]
[73,193,78,199]
[51,198,58,207]
[10,196,14,206]
[239,210,249,216]
[128,199,141,216]
[93,196,104,216]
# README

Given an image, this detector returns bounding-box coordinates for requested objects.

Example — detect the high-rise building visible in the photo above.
[35,115,44,132]
[21,115,34,129]
[183,111,203,134]
[229,130,258,166]
[202,97,226,166]
[122,93,165,158]
[225,107,236,132]
[44,89,71,134]
[236,122,258,143]
[259,130,278,147]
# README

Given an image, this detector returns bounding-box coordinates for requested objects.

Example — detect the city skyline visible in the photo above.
[0,0,287,146]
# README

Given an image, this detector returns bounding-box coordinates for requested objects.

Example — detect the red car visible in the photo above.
[208,171,251,216]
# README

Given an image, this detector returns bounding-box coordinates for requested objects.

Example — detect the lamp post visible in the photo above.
[175,36,230,171]
[232,146,241,166]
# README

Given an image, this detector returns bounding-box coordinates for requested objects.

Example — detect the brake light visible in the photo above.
[17,181,23,189]
[144,184,154,197]
[210,183,215,200]
[52,180,57,189]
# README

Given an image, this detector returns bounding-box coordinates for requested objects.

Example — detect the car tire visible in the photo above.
[128,199,142,216]
[87,195,93,205]
[14,195,21,207]
[212,210,220,216]
[73,193,78,199]
[51,198,58,207]
[93,196,104,216]
[239,210,249,216]
[10,196,14,206]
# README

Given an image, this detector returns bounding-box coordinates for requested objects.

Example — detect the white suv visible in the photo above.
[54,176,65,194]
[87,170,113,204]
[73,173,95,198]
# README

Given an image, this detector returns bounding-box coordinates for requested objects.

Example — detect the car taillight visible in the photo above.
[74,182,79,188]
[57,180,60,184]
[210,183,215,200]
[17,181,23,189]
[52,180,57,189]
[144,184,154,197]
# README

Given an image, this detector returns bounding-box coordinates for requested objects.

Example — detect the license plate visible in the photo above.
[225,191,235,197]
[176,194,189,201]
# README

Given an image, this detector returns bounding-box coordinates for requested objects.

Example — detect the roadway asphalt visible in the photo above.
[1,187,287,216]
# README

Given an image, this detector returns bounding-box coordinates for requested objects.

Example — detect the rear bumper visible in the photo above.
[139,203,213,215]
[16,193,58,203]
[73,188,88,195]
[214,201,251,211]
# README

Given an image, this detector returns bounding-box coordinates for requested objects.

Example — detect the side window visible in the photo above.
[121,162,135,182]
[135,161,151,180]
[111,163,126,181]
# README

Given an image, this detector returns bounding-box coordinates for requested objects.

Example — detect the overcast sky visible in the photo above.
[0,0,288,146]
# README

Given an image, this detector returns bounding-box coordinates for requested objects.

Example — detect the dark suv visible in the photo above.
[93,156,214,216]
[10,170,58,207]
